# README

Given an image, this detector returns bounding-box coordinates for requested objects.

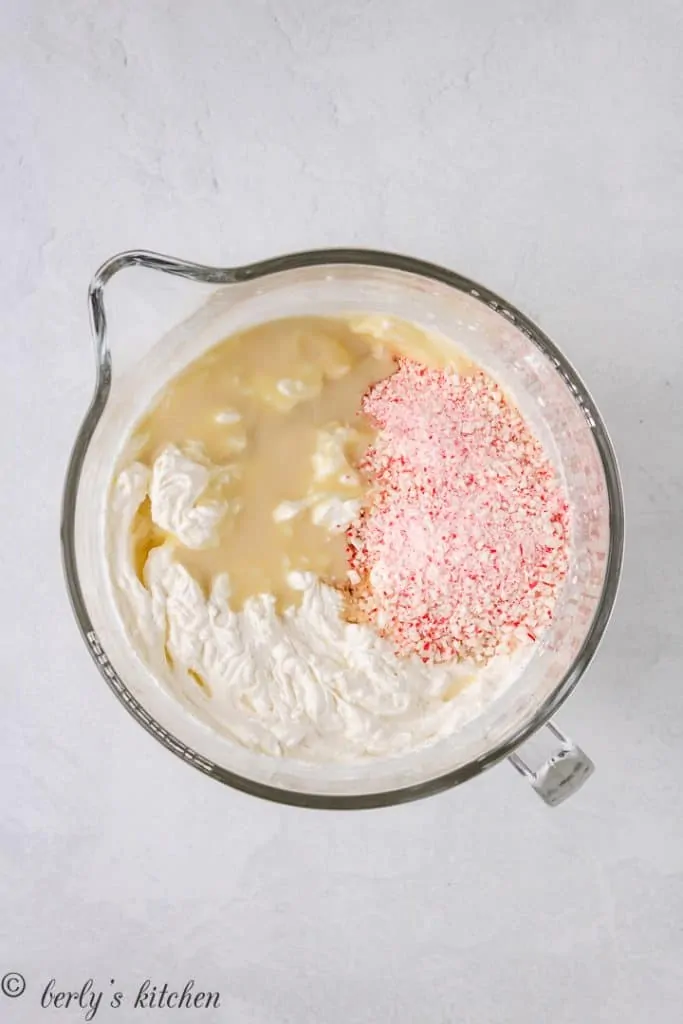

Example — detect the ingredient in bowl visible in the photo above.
[108,315,568,761]
[347,361,569,663]
[123,317,395,611]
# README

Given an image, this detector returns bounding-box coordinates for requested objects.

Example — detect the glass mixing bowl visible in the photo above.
[61,249,624,809]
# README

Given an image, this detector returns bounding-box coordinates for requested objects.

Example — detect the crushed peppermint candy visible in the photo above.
[346,360,569,663]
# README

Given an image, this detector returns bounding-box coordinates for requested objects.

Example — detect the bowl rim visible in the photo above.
[60,247,625,809]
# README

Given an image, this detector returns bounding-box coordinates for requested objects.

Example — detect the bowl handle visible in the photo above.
[88,249,240,377]
[508,721,594,806]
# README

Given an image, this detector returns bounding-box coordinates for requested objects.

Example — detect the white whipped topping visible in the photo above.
[312,424,359,481]
[276,378,319,401]
[271,424,362,534]
[310,495,360,532]
[214,408,242,425]
[149,445,226,548]
[272,494,360,533]
[272,498,310,523]
[109,451,527,763]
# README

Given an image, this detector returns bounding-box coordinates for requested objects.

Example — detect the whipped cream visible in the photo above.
[109,448,527,762]
[148,445,227,548]
[272,423,362,534]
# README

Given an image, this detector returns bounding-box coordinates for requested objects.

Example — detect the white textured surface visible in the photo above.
[1,2,682,1022]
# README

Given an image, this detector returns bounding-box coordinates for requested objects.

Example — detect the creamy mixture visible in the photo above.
[108,315,567,762]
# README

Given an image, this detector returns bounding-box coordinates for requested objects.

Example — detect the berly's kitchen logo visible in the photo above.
[1,973,220,1020]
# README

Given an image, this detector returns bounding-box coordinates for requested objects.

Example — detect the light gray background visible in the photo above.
[2,2,682,1022]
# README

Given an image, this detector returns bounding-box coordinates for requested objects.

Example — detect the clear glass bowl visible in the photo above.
[61,249,624,809]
